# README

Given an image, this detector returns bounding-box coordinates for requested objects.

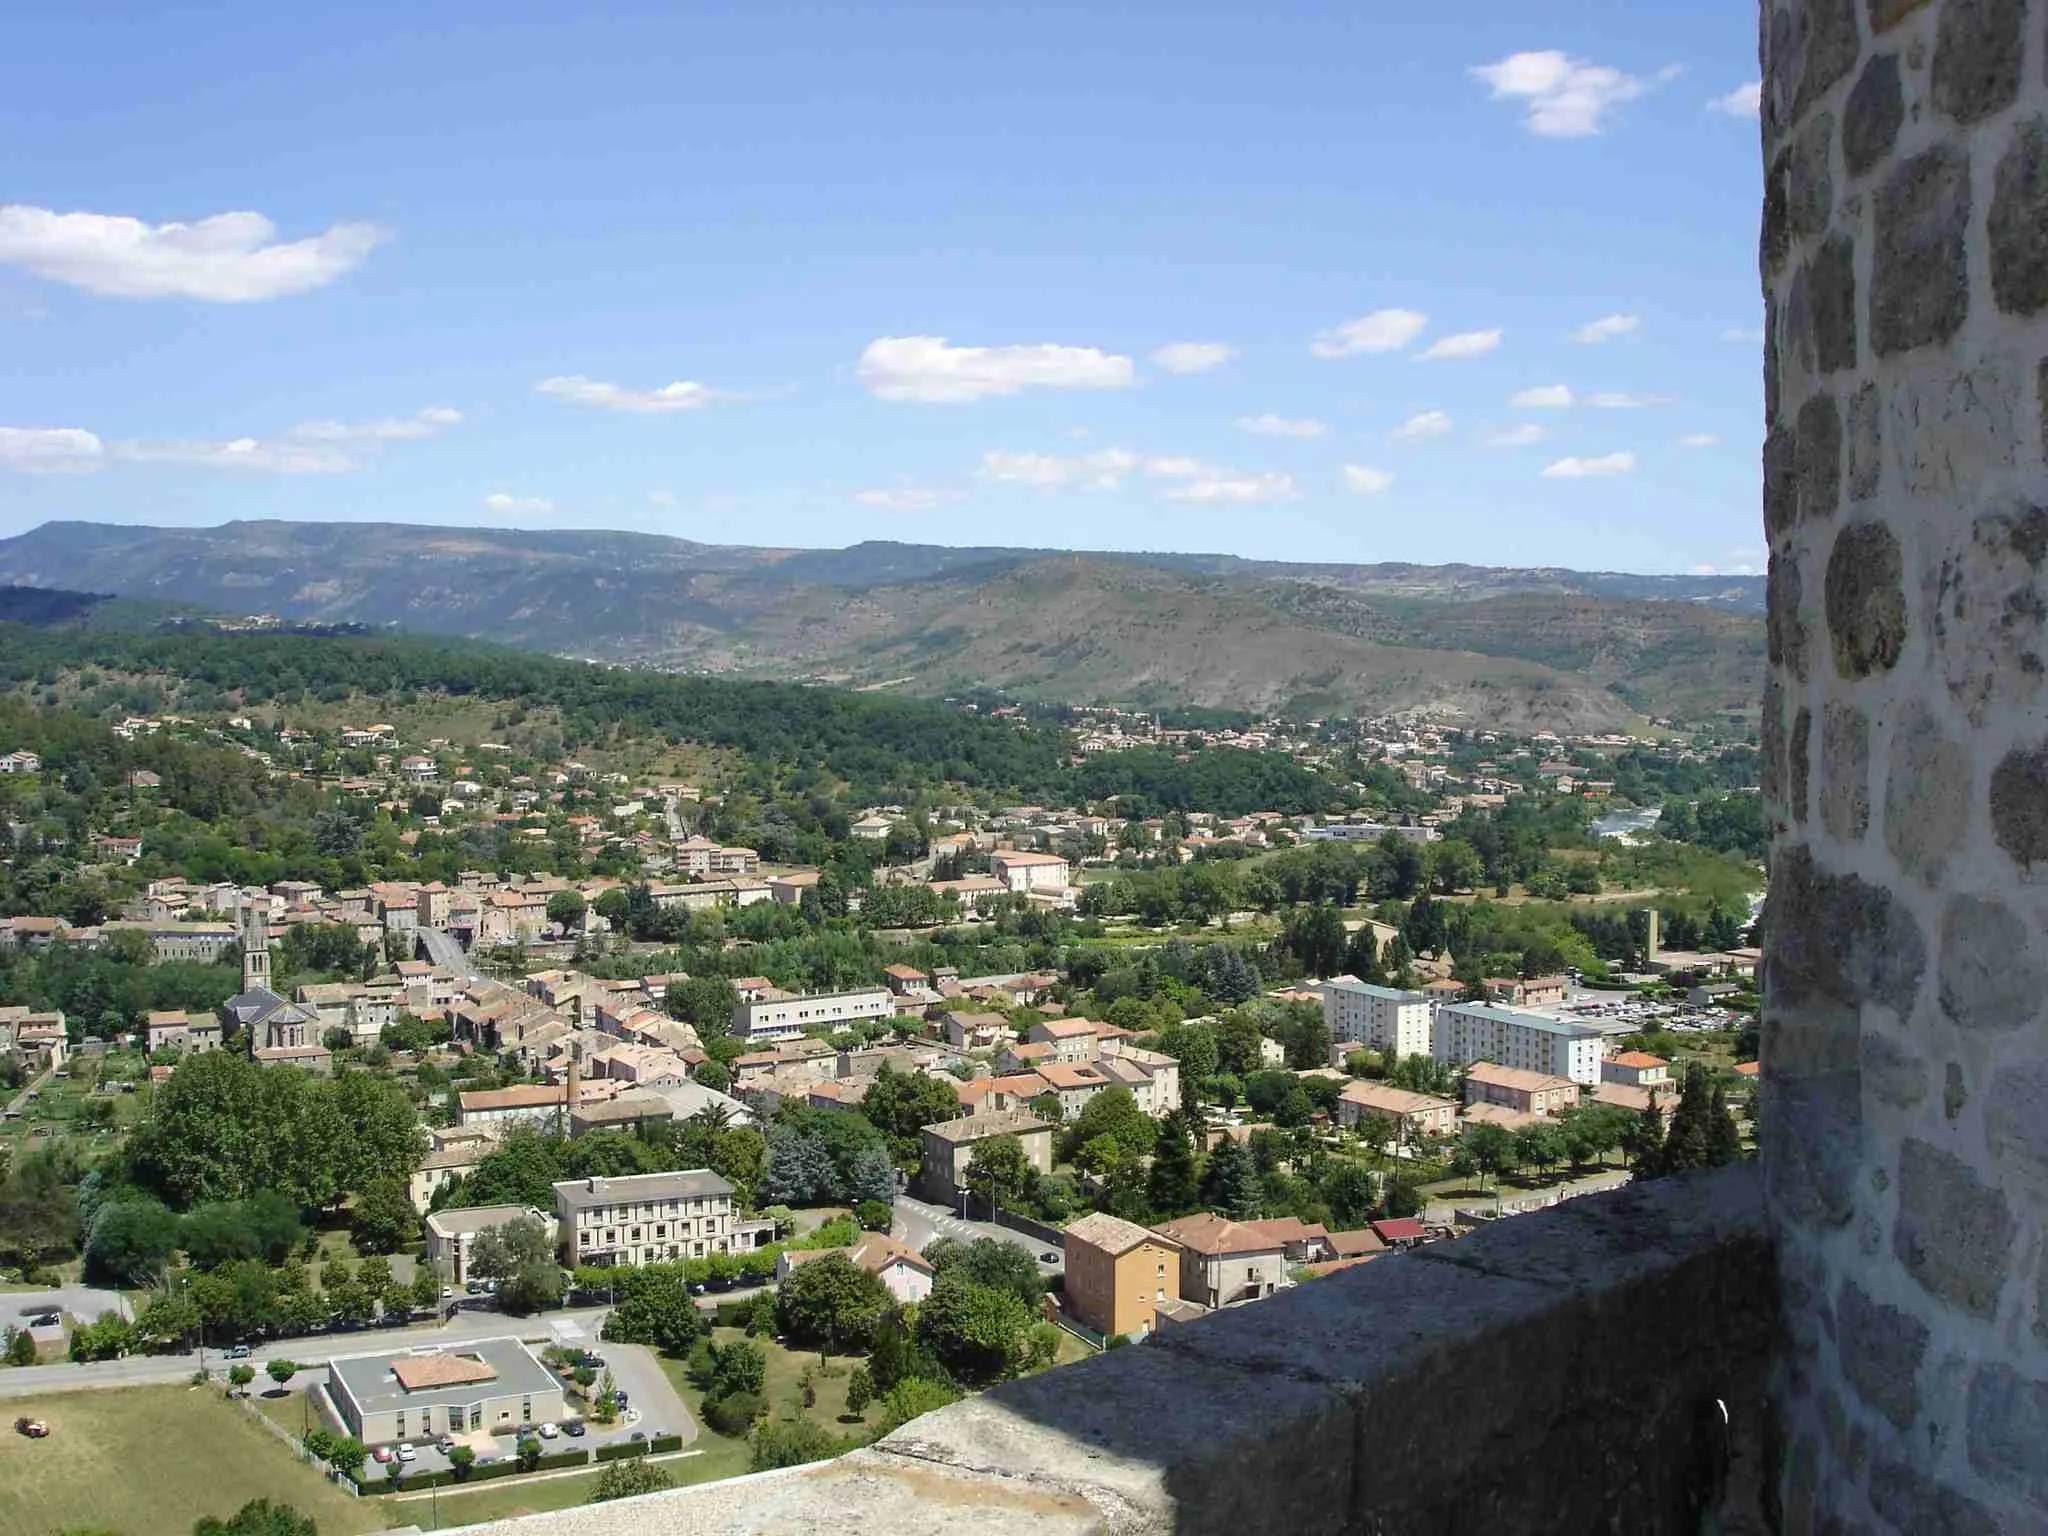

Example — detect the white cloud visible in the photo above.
[1721,326,1764,343]
[112,406,459,475]
[0,426,106,473]
[483,491,555,515]
[1587,392,1667,409]
[1150,341,1235,375]
[1570,314,1639,344]
[1471,52,1664,138]
[1416,328,1502,361]
[1310,309,1428,359]
[1680,433,1719,448]
[1393,410,1453,441]
[1237,413,1327,438]
[536,375,722,413]
[859,335,1134,403]
[1483,423,1548,448]
[0,206,384,302]
[1541,452,1636,479]
[851,485,945,512]
[1708,81,1762,119]
[981,447,1140,491]
[1512,384,1575,409]
[1342,465,1396,495]
[1157,469,1299,504]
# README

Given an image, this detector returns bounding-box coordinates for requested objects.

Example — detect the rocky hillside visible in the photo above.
[0,520,1765,730]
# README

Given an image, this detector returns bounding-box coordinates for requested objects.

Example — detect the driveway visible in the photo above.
[5,1284,132,1347]
[895,1195,1063,1279]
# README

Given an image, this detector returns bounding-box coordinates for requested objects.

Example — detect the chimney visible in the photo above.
[566,1040,582,1108]
[587,1176,598,1194]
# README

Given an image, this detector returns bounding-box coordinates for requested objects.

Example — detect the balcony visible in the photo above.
[447,1164,1772,1534]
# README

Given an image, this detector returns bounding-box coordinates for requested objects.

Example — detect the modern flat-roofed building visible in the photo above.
[424,1205,556,1287]
[729,987,893,1046]
[552,1168,767,1268]
[326,1337,565,1445]
[1432,1001,1604,1086]
[1321,980,1433,1059]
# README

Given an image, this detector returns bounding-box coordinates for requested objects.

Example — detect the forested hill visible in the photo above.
[0,624,1341,813]
[0,521,1766,729]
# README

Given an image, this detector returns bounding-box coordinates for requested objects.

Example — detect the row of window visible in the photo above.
[391,1398,530,1439]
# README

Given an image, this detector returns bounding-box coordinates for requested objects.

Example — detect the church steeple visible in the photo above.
[240,902,271,994]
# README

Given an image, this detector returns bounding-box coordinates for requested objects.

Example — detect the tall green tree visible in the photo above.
[1200,1137,1263,1220]
[1145,1113,1202,1218]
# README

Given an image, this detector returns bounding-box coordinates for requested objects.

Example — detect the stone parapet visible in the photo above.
[447,1165,1773,1535]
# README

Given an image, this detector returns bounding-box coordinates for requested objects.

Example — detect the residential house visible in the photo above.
[776,1233,935,1304]
[424,1205,556,1287]
[551,1169,772,1268]
[943,1012,1011,1051]
[988,850,1070,894]
[1335,1081,1459,1140]
[144,1010,223,1056]
[1462,1061,1583,1117]
[1027,1017,1100,1062]
[917,1109,1055,1208]
[1481,976,1571,1008]
[1602,1051,1673,1089]
[1037,1060,1113,1120]
[1149,1213,1290,1309]
[1062,1211,1183,1341]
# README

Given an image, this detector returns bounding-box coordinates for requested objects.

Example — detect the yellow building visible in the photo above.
[1062,1211,1183,1342]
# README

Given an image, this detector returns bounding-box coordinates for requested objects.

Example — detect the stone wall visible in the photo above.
[1761,0,2048,1527]
[445,1167,1773,1535]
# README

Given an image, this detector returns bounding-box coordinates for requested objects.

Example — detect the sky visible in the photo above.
[0,1,1765,574]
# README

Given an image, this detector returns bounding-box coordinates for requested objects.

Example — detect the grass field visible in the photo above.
[659,1326,887,1452]
[392,1446,731,1528]
[0,1384,386,1536]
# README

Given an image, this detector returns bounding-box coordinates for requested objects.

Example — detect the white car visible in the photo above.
[396,1443,418,1462]
[536,1422,559,1439]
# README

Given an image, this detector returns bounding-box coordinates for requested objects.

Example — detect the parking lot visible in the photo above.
[269,1337,693,1479]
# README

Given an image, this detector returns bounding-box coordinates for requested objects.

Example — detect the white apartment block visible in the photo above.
[988,849,1070,894]
[551,1169,740,1269]
[729,987,893,1046]
[1322,980,1434,1060]
[1430,1001,1604,1087]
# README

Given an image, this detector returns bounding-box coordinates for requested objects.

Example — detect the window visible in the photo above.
[522,1397,532,1421]
[470,1405,482,1429]
[396,1412,406,1437]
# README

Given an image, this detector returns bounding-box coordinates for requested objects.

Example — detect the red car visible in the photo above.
[14,1417,50,1439]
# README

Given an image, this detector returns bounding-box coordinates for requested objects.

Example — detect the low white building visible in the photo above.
[989,849,1070,894]
[729,987,893,1046]
[424,1205,556,1287]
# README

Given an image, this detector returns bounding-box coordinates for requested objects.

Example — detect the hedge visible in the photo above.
[595,1439,651,1462]
[648,1434,684,1454]
[349,1446,590,1494]
[711,1299,755,1329]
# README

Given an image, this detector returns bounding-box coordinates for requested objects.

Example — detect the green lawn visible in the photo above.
[659,1326,888,1449]
[0,1384,385,1536]
[392,1448,732,1529]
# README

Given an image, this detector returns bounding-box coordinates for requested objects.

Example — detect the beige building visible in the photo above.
[1063,1211,1182,1342]
[1462,1061,1582,1118]
[988,849,1070,894]
[327,1337,565,1446]
[1335,1080,1459,1140]
[1150,1212,1291,1310]
[552,1168,765,1269]
[425,1205,556,1287]
[917,1109,1055,1209]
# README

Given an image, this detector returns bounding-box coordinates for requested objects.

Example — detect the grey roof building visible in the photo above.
[326,1337,565,1445]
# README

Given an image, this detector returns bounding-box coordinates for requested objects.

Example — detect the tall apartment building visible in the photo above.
[728,987,893,1046]
[1431,1001,1603,1087]
[1321,980,1433,1059]
[551,1169,746,1269]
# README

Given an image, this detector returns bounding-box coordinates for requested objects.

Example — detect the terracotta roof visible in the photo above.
[390,1354,499,1390]
[1328,1228,1388,1257]
[1465,1061,1578,1094]
[1151,1212,1290,1257]
[1064,1211,1176,1257]
[1608,1051,1669,1070]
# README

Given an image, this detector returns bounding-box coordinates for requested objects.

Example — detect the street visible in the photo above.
[895,1194,1063,1277]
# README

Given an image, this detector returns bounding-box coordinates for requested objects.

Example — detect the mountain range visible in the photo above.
[0,520,1765,731]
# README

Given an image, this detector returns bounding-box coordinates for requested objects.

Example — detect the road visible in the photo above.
[895,1194,1063,1277]
[417,927,481,980]
[0,1302,615,1402]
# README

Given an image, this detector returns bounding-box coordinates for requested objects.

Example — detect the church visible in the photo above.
[223,904,332,1073]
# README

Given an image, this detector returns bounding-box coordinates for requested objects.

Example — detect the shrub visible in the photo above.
[702,1389,764,1438]
[594,1438,654,1462]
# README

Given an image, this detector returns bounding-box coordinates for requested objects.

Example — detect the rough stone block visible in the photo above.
[1867,1457,2003,1536]
[1790,707,1814,824]
[1764,426,1800,540]
[1760,1070,1863,1228]
[1990,117,2048,316]
[1789,113,1837,244]
[1847,380,1882,500]
[1938,893,2043,1032]
[1763,148,1794,279]
[1820,702,1869,841]
[1990,743,2048,866]
[1834,1280,1929,1429]
[883,1335,1355,1536]
[1893,1138,2016,1319]
[1795,0,1863,117]
[1843,53,1904,177]
[1888,362,2022,497]
[1797,390,1844,520]
[1807,234,1858,375]
[1872,145,1972,356]
[1967,1364,2048,1504]
[1860,1027,1930,1109]
[1930,0,2026,126]
[1882,698,1972,884]
[1769,844,1928,1015]
[1769,552,1811,678]
[1826,520,1908,677]
[1934,502,2048,723]
[1985,1060,2048,1178]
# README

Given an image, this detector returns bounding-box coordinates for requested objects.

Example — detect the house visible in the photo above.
[1095,1045,1182,1117]
[943,1011,1011,1051]
[410,1140,492,1212]
[424,1205,556,1287]
[0,750,41,774]
[1369,1217,1430,1249]
[1462,1061,1582,1117]
[1335,1081,1459,1140]
[776,1233,935,1304]
[552,1169,772,1269]
[917,1109,1055,1208]
[1027,1017,1100,1062]
[1037,1060,1113,1120]
[882,963,930,996]
[729,987,893,1046]
[326,1337,566,1446]
[988,850,1070,895]
[1481,975,1570,1008]
[1149,1212,1291,1309]
[1062,1211,1183,1341]
[1460,1100,1544,1134]
[1327,1228,1389,1260]
[1321,980,1434,1059]
[144,1010,223,1056]
[1602,1051,1672,1089]
[997,1039,1059,1074]
[458,1084,571,1128]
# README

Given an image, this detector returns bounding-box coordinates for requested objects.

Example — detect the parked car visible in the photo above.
[628,1431,646,1443]
[226,1344,251,1359]
[613,1391,628,1408]
[396,1443,418,1463]
[435,1437,455,1454]
[372,1446,396,1464]
[536,1423,559,1439]
[1039,1251,1059,1264]
[14,1417,50,1439]
[562,1421,587,1438]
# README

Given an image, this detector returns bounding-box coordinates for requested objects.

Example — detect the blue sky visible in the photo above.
[0,1,1764,573]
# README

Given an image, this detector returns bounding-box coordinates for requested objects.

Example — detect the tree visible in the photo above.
[1199,1137,1263,1219]
[1625,1100,1667,1174]
[750,1418,842,1472]
[1463,1124,1515,1189]
[265,1359,299,1390]
[5,1325,36,1366]
[964,1135,1030,1217]
[1317,1163,1377,1227]
[914,1273,1033,1386]
[845,1364,874,1418]
[859,1065,961,1158]
[467,1216,563,1314]
[517,1435,543,1472]
[777,1253,891,1353]
[923,1237,1043,1308]
[1704,1079,1743,1166]
[757,1125,839,1206]
[82,1199,180,1287]
[410,1269,442,1314]
[327,1438,368,1480]
[1058,1086,1156,1164]
[876,1376,961,1433]
[227,1363,256,1395]
[192,1499,318,1536]
[546,890,587,930]
[602,1272,705,1356]
[350,1177,417,1255]
[702,1338,767,1399]
[69,1312,138,1362]
[1145,1114,1202,1218]
[855,1199,892,1231]
[591,1458,673,1501]
[447,1445,477,1479]
[668,975,740,1028]
[844,1145,898,1208]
